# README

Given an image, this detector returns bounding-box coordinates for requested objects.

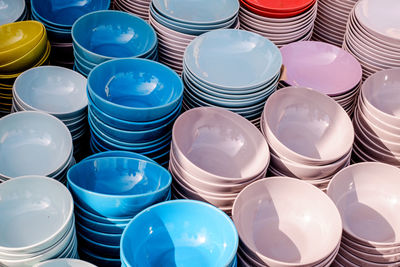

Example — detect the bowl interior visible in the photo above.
[73,11,156,58]
[265,87,353,160]
[122,200,237,266]
[173,107,268,178]
[328,163,400,244]
[14,66,87,114]
[89,59,181,109]
[233,177,341,265]
[0,176,72,248]
[68,157,171,196]
[0,112,72,177]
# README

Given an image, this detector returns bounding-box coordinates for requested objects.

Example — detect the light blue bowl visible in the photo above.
[88,106,177,143]
[0,0,25,25]
[79,247,121,267]
[121,200,238,267]
[184,29,282,90]
[87,58,183,121]
[152,0,239,25]
[76,221,121,246]
[88,95,182,131]
[77,232,120,257]
[72,10,157,64]
[74,51,97,69]
[84,150,156,164]
[67,157,172,218]
[30,0,110,28]
[73,62,88,77]
[74,58,92,76]
[76,211,127,234]
[75,201,133,224]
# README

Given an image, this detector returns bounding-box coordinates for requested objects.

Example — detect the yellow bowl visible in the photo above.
[0,29,48,73]
[0,21,45,65]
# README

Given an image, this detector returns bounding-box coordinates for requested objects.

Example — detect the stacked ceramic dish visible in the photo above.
[328,162,400,266]
[239,0,317,47]
[261,87,354,192]
[0,111,74,183]
[72,10,157,77]
[182,29,282,126]
[0,0,28,25]
[343,0,400,81]
[113,0,151,21]
[280,41,362,116]
[87,58,183,167]
[0,176,77,266]
[149,0,240,74]
[67,153,172,266]
[312,0,357,47]
[121,200,238,266]
[0,21,50,116]
[169,107,270,216]
[233,177,342,266]
[352,69,400,167]
[11,66,88,157]
[30,0,110,69]
[34,259,95,267]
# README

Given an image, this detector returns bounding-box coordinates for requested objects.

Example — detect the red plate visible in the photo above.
[240,0,316,18]
[244,0,314,13]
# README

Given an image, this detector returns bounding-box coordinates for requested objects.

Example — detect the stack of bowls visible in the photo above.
[261,87,354,192]
[182,29,282,126]
[311,0,358,47]
[87,58,183,166]
[113,0,151,21]
[72,10,157,77]
[12,66,88,158]
[343,0,400,81]
[279,41,362,116]
[0,21,50,116]
[34,259,95,267]
[121,200,238,266]
[149,0,240,74]
[233,177,342,266]
[239,0,317,47]
[352,69,400,167]
[0,176,77,266]
[328,162,400,266]
[67,155,172,266]
[0,111,74,183]
[169,107,270,216]
[0,0,28,25]
[30,0,110,69]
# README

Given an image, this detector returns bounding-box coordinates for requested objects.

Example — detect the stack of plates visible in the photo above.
[261,87,354,192]
[182,29,282,126]
[0,111,74,184]
[352,69,400,167]
[343,0,400,81]
[169,107,270,216]
[233,177,342,267]
[30,0,110,69]
[0,21,50,117]
[0,0,28,25]
[34,259,95,267]
[72,10,157,77]
[328,163,400,267]
[11,66,89,159]
[67,153,171,266]
[113,0,151,21]
[239,0,318,47]
[312,0,358,47]
[0,176,77,266]
[280,41,362,116]
[87,58,183,167]
[149,0,240,74]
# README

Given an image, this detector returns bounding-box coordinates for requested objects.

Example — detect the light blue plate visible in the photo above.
[184,29,282,89]
[0,0,25,25]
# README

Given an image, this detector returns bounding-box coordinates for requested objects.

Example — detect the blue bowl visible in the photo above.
[87,58,183,122]
[76,211,127,234]
[75,201,133,224]
[30,0,110,28]
[72,10,157,64]
[88,96,182,131]
[84,150,156,164]
[88,107,177,143]
[74,58,92,76]
[77,231,120,257]
[76,221,121,246]
[67,157,172,218]
[79,247,121,267]
[121,200,238,266]
[73,50,97,69]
